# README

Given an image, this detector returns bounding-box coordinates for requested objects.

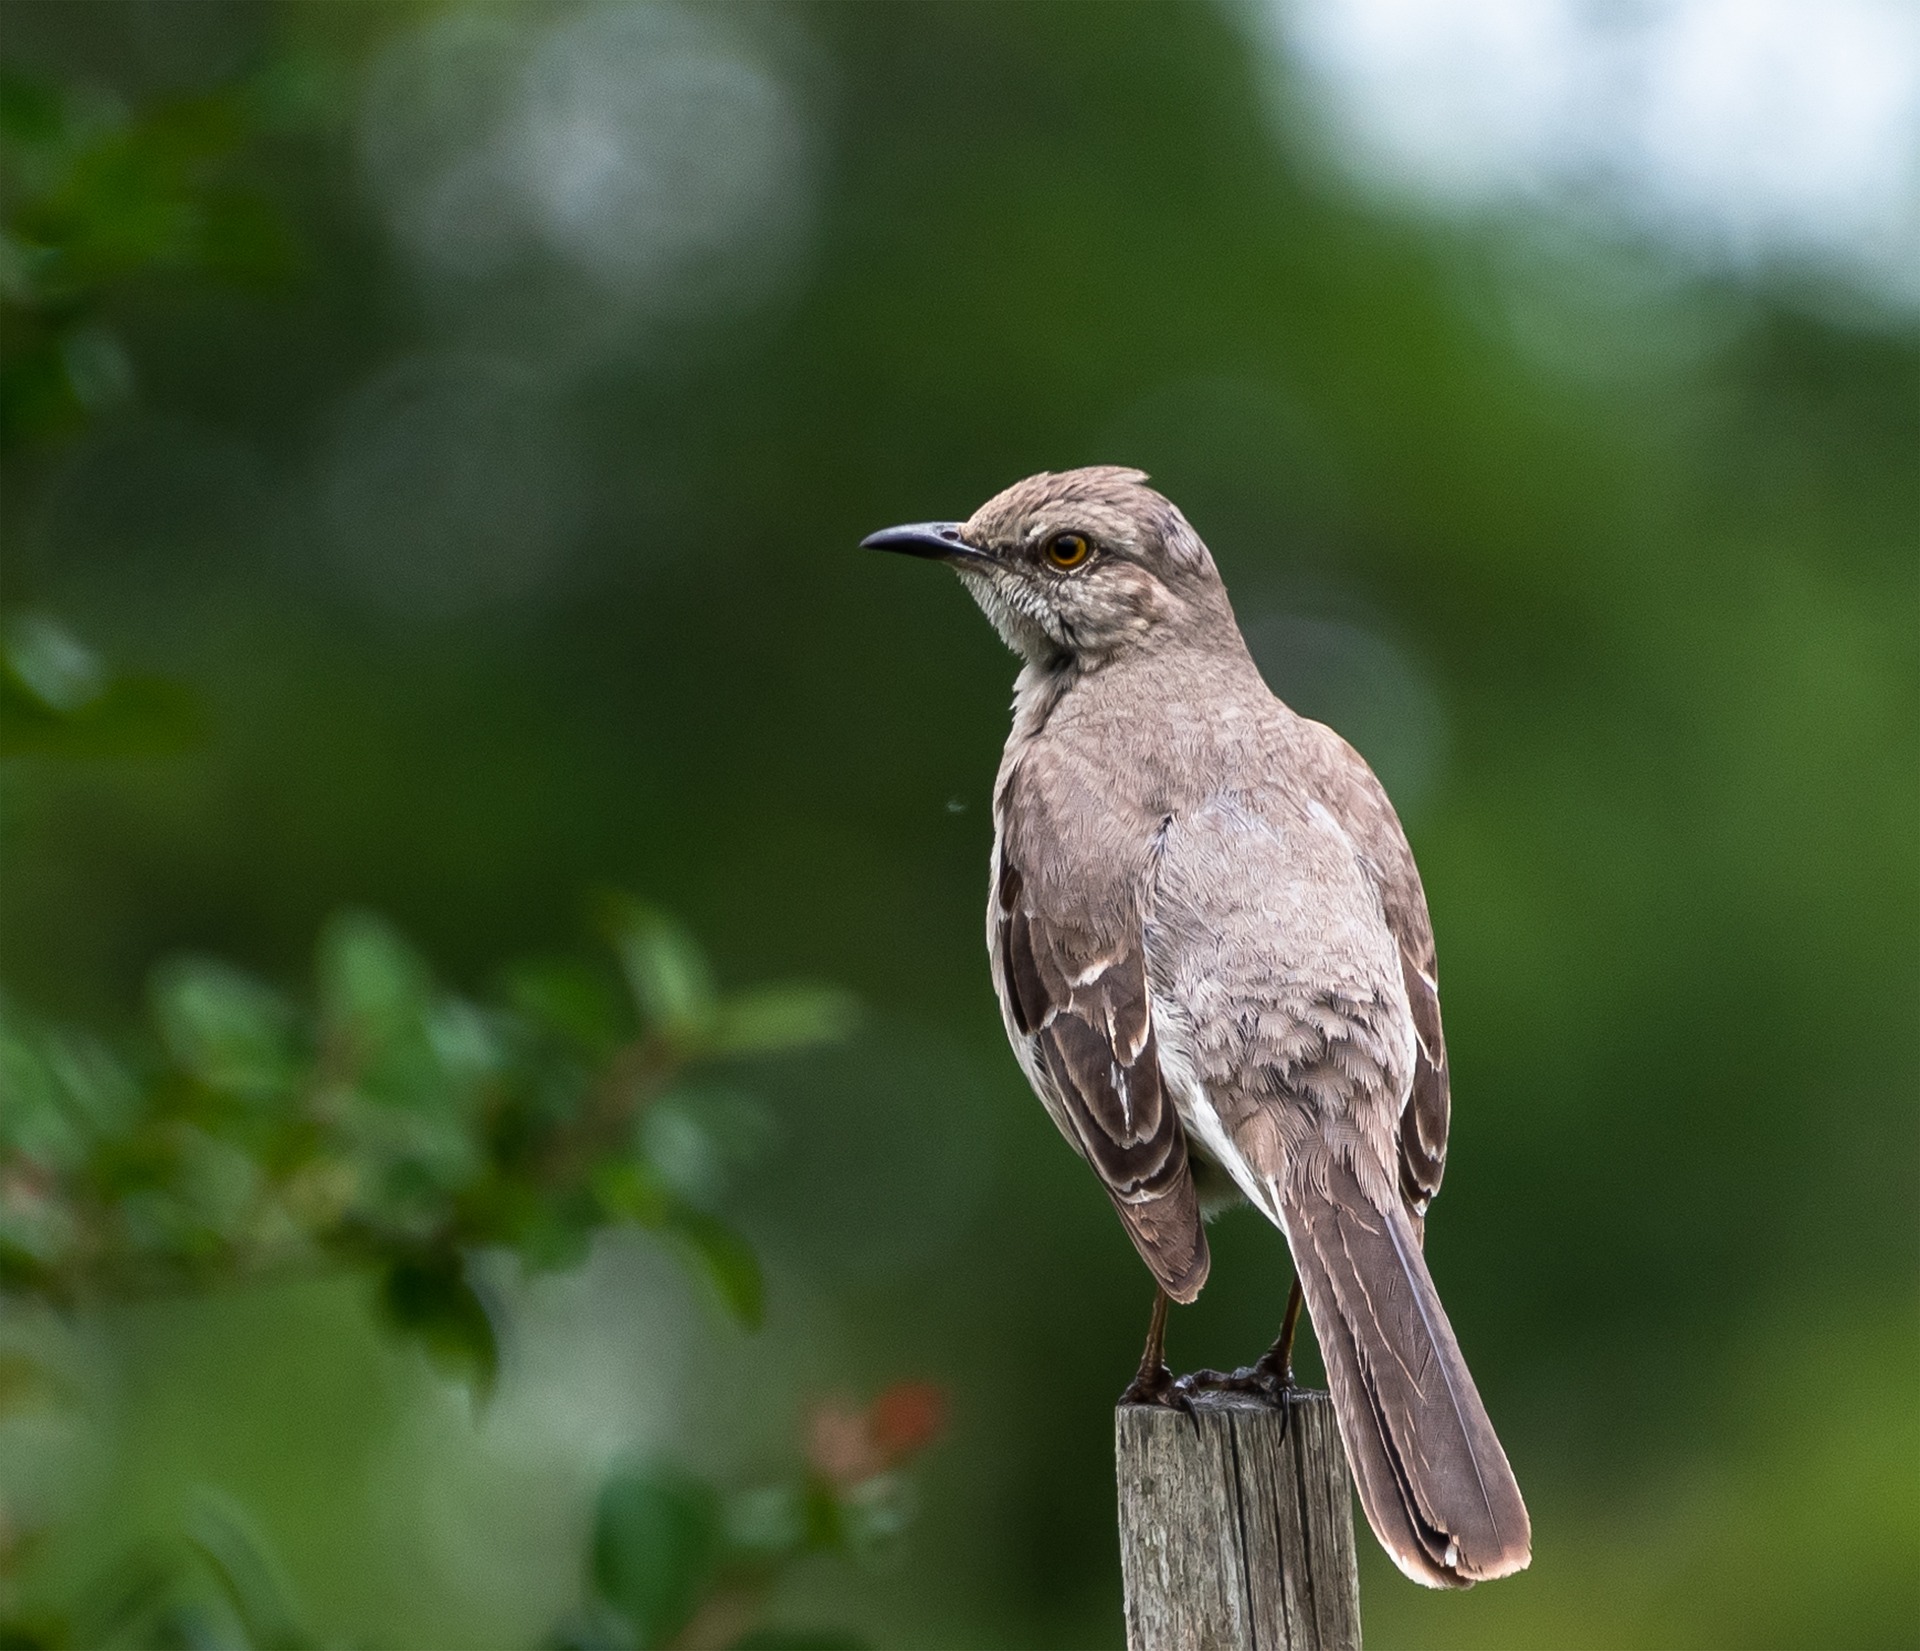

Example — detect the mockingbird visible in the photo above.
[864,467,1530,1588]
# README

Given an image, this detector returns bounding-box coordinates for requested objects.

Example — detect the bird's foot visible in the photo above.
[1173,1358,1297,1410]
[1118,1360,1190,1411]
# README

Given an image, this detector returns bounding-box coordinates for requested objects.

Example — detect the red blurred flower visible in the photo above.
[805,1381,947,1490]
[806,1398,883,1488]
[869,1381,946,1466]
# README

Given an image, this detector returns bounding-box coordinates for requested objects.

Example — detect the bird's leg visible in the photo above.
[1117,1287,1182,1408]
[1174,1275,1304,1409]
[1250,1276,1304,1390]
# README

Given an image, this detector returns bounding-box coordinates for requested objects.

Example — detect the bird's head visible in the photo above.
[864,467,1235,668]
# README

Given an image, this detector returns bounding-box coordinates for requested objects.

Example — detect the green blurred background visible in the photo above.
[2,1,1916,1646]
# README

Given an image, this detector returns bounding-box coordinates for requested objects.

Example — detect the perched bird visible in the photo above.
[864,467,1530,1588]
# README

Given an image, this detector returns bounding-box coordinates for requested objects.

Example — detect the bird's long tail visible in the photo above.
[1281,1159,1531,1588]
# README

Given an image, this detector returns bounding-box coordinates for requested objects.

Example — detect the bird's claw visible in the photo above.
[1118,1361,1192,1414]
[1173,1360,1297,1411]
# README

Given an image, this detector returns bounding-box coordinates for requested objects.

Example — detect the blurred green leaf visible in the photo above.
[37,1024,141,1138]
[837,1472,914,1555]
[66,1543,183,1651]
[151,958,299,1102]
[641,1100,724,1207]
[0,1015,80,1165]
[380,1252,498,1399]
[507,1196,597,1275]
[168,1125,265,1249]
[30,1503,313,1651]
[317,910,434,1046]
[425,998,506,1083]
[503,956,633,1055]
[3,613,104,711]
[592,1463,723,1651]
[337,1101,479,1215]
[724,1484,809,1562]
[640,1089,777,1208]
[666,1208,764,1331]
[185,1489,315,1651]
[316,914,482,1123]
[797,1479,846,1555]
[709,986,861,1058]
[1,67,294,458]
[592,1158,672,1229]
[597,894,715,1039]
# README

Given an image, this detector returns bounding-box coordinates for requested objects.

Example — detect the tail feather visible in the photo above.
[1282,1160,1531,1588]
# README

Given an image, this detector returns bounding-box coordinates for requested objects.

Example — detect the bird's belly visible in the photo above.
[1154,1003,1289,1230]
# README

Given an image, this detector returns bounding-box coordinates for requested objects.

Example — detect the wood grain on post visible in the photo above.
[1116,1390,1362,1651]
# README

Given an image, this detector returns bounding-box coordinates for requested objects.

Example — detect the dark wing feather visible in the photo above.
[997,857,1208,1301]
[1396,939,1450,1219]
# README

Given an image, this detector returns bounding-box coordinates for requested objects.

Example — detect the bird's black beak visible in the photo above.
[860,521,989,565]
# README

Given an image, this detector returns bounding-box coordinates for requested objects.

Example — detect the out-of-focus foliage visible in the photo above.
[8,1378,942,1651]
[0,887,914,1651]
[0,2,1914,1648]
[566,1386,943,1651]
[0,612,199,759]
[2,896,854,1355]
[0,66,292,454]
[20,1489,320,1651]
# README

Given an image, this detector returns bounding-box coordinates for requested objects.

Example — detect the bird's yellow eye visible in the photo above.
[1046,532,1092,569]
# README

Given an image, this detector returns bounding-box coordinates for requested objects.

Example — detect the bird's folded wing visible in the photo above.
[995,852,1208,1301]
[1396,936,1448,1217]
[1296,716,1454,1221]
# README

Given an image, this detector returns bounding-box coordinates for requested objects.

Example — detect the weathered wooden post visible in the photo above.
[1117,1390,1362,1651]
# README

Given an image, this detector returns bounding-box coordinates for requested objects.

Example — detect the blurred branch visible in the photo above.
[0,900,856,1360]
[539,1030,679,1193]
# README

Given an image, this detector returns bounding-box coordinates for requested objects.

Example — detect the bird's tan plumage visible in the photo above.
[871,465,1529,1589]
